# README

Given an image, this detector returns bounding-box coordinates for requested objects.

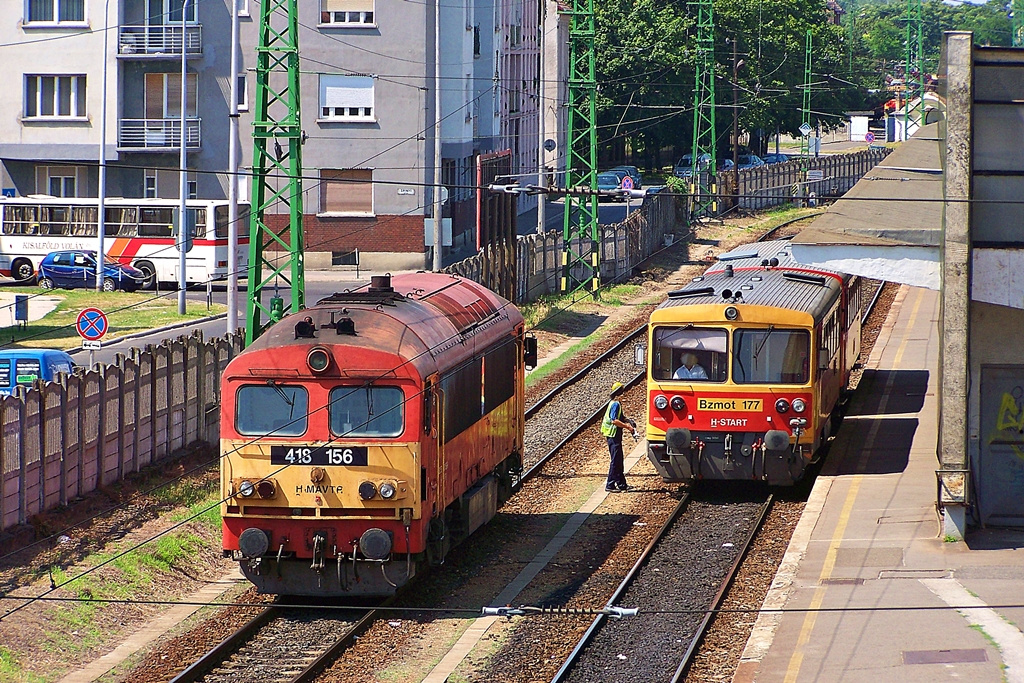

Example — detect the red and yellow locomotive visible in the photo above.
[642,240,861,485]
[220,273,531,595]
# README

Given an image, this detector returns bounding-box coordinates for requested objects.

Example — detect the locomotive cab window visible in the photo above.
[652,327,727,382]
[330,386,404,437]
[236,384,309,436]
[732,328,809,384]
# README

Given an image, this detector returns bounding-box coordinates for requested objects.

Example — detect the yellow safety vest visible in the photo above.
[601,400,622,437]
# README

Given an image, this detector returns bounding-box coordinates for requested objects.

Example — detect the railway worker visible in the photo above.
[673,352,708,381]
[601,382,635,492]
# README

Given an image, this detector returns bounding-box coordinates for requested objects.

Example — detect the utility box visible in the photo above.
[14,295,28,326]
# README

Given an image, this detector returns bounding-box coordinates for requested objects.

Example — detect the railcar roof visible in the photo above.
[657,261,843,319]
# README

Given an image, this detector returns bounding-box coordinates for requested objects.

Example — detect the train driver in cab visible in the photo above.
[673,352,708,381]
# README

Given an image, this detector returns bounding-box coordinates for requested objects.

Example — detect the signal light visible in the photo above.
[359,481,378,500]
[775,398,790,413]
[307,346,331,373]
[725,306,739,320]
[670,396,686,411]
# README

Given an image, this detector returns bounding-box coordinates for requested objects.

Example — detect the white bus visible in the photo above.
[0,195,250,288]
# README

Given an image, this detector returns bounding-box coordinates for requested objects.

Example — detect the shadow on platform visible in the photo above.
[849,369,931,416]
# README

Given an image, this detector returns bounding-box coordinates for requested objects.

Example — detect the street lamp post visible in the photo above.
[97,0,113,291]
[177,0,191,315]
[227,0,240,335]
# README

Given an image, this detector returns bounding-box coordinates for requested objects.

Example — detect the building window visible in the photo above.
[236,74,248,111]
[145,169,198,199]
[26,0,84,23]
[24,75,87,119]
[320,169,373,215]
[319,0,374,25]
[36,166,84,197]
[145,73,198,118]
[236,0,249,17]
[166,0,197,23]
[319,75,374,122]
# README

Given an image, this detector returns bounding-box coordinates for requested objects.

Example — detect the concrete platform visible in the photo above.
[735,285,1024,683]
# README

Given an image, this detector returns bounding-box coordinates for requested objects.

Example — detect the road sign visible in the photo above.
[799,122,813,137]
[76,307,108,341]
[864,131,876,144]
[621,175,634,190]
[81,340,102,350]
[806,170,824,181]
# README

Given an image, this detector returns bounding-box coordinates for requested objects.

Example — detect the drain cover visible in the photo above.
[903,649,987,665]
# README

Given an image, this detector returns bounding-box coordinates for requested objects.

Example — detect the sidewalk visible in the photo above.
[736,285,1024,682]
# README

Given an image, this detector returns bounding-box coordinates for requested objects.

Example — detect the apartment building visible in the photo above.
[0,0,236,201]
[1,0,543,271]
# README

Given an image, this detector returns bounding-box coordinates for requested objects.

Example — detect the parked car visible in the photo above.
[0,349,75,396]
[673,153,712,178]
[37,250,144,292]
[609,165,643,189]
[737,154,766,169]
[761,153,792,164]
[597,172,626,201]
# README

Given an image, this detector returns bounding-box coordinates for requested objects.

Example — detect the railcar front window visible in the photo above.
[732,328,809,384]
[652,327,727,382]
[236,384,308,436]
[330,386,404,437]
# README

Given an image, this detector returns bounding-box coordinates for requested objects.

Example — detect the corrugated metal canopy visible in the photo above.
[789,123,942,289]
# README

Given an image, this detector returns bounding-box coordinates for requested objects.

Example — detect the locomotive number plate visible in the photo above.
[270,445,369,466]
[697,397,763,412]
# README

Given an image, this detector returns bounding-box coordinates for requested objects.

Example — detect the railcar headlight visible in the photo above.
[724,306,739,320]
[654,395,669,410]
[775,398,790,413]
[237,480,256,497]
[379,481,397,499]
[359,481,378,500]
[256,480,277,498]
[791,398,807,413]
[670,396,686,411]
[307,346,331,373]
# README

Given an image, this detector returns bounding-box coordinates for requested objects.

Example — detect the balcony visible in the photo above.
[117,25,202,58]
[118,118,201,151]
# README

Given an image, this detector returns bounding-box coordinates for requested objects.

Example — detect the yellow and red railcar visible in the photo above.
[643,241,861,485]
[220,273,529,596]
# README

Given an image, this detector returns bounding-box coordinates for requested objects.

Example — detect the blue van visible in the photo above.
[0,349,76,396]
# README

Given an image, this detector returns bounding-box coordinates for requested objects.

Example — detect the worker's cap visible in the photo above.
[610,381,625,395]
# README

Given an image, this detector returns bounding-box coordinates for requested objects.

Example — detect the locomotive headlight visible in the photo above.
[775,398,790,413]
[654,395,669,410]
[379,481,397,499]
[724,306,739,320]
[359,481,378,500]
[670,396,686,411]
[237,480,256,497]
[791,398,807,413]
[307,346,331,374]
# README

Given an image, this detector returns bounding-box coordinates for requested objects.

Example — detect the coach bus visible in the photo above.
[0,195,249,288]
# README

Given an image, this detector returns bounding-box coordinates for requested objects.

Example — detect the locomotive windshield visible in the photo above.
[330,386,404,437]
[732,328,809,384]
[652,327,727,382]
[235,384,308,436]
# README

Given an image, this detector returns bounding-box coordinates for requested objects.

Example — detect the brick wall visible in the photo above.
[265,213,426,253]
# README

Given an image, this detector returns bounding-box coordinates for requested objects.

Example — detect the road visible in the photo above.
[520,196,646,235]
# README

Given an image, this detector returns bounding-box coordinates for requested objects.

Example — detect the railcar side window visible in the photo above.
[330,386,404,437]
[652,327,727,382]
[236,384,308,436]
[732,329,809,384]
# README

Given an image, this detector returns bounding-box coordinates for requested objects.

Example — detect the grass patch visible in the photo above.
[0,287,225,350]
[0,646,46,683]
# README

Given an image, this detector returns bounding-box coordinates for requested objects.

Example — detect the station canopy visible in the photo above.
[789,123,942,289]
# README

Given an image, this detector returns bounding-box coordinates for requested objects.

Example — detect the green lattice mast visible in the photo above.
[689,0,717,217]
[560,0,600,293]
[246,0,305,344]
[1015,0,1024,47]
[902,0,923,139]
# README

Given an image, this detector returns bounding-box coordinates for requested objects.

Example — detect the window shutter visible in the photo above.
[319,76,373,110]
[323,0,373,12]
[321,169,372,213]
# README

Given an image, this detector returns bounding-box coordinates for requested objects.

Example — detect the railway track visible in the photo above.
[170,604,377,683]
[552,491,774,683]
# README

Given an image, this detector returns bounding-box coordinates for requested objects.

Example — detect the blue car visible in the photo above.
[0,349,75,396]
[597,172,626,201]
[37,250,144,292]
